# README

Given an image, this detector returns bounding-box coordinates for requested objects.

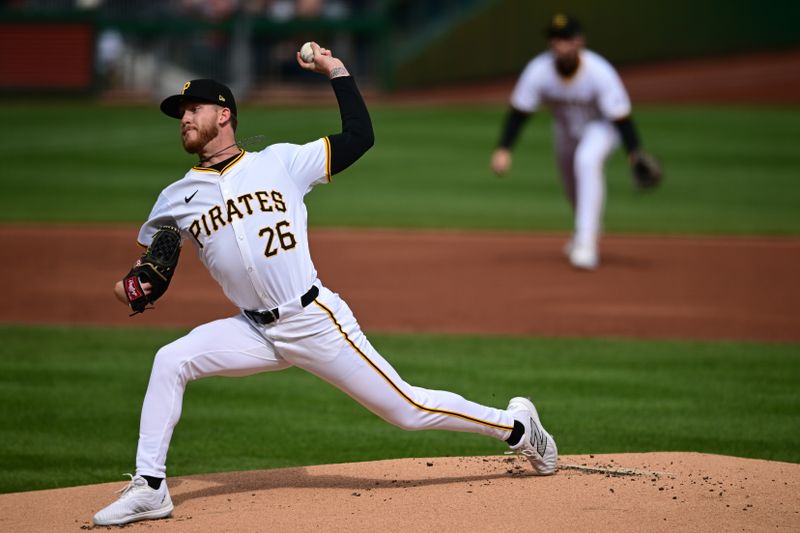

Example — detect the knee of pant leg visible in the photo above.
[381,405,426,432]
[573,149,603,181]
[388,417,422,432]
[151,343,193,384]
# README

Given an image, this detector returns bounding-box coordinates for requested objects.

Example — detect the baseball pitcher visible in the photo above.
[92,43,557,526]
[491,14,662,270]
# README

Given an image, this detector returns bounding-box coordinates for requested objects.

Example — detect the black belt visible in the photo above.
[244,285,319,325]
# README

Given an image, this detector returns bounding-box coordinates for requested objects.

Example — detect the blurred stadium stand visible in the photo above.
[1,0,798,102]
[0,0,489,99]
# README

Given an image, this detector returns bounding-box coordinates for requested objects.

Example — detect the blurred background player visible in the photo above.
[490,13,658,270]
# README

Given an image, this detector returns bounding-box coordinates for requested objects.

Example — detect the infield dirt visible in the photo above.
[3,226,798,342]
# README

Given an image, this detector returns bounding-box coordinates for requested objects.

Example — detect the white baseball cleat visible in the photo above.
[569,243,599,270]
[562,237,575,257]
[93,474,173,526]
[507,396,558,475]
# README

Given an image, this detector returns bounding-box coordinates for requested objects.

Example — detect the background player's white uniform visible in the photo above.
[134,140,517,478]
[510,49,632,260]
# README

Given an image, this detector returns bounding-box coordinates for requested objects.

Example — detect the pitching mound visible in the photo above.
[1,452,797,532]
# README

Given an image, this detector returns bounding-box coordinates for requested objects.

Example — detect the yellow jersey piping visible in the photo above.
[323,136,332,182]
[313,299,514,432]
[192,148,246,174]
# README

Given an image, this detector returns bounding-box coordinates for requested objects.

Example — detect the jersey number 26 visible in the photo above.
[259,221,297,257]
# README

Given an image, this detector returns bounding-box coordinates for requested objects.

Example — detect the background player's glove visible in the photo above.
[122,225,182,314]
[630,151,663,190]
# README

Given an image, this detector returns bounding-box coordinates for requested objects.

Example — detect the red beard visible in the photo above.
[182,122,219,154]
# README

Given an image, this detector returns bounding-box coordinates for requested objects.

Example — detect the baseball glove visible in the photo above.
[122,225,182,315]
[630,151,663,190]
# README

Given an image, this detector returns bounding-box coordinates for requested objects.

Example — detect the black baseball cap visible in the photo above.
[544,13,582,39]
[160,79,237,119]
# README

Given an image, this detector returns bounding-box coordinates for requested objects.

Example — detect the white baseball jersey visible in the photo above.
[138,139,331,311]
[131,135,520,480]
[510,49,631,139]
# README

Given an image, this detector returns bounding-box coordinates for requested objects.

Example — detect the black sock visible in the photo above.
[505,420,525,446]
[142,475,163,490]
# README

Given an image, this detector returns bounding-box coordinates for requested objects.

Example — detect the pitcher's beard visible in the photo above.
[182,123,219,155]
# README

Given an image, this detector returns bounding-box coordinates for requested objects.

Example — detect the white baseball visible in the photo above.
[300,42,314,63]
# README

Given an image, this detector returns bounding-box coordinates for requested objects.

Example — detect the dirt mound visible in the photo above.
[1,452,796,532]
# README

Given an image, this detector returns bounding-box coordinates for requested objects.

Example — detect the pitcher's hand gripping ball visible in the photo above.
[630,151,663,190]
[300,42,315,63]
[123,225,182,314]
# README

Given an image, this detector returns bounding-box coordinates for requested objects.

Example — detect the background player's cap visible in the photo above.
[160,79,237,119]
[544,13,582,39]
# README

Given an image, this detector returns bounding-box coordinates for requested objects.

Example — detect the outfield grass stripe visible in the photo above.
[0,324,798,493]
[3,104,799,234]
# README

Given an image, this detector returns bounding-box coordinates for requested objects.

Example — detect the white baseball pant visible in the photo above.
[554,120,620,251]
[135,285,516,477]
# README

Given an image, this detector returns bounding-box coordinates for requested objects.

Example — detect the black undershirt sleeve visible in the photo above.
[328,76,374,175]
[612,116,642,154]
[497,107,531,149]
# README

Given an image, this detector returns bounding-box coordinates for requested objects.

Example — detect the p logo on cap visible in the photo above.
[160,78,237,119]
[544,13,581,39]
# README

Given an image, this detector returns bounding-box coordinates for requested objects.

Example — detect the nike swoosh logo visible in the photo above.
[184,190,198,203]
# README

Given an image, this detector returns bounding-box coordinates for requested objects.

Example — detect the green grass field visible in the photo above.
[1,101,799,493]
[4,103,800,233]
[1,325,797,494]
